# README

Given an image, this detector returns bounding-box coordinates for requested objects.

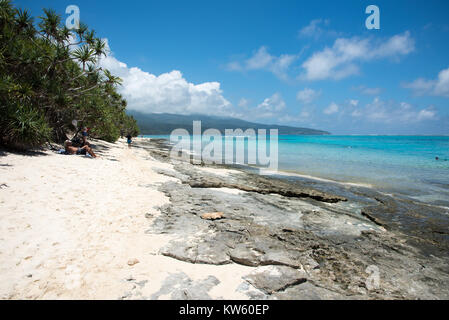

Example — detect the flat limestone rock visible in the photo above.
[196,240,232,265]
[160,241,198,264]
[229,244,263,267]
[260,251,303,269]
[244,265,308,294]
[151,272,220,300]
[160,239,232,265]
[271,282,352,300]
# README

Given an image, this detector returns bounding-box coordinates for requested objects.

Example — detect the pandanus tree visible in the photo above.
[0,0,139,149]
[72,45,96,72]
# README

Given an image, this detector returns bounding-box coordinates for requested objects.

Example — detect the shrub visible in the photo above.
[1,104,52,149]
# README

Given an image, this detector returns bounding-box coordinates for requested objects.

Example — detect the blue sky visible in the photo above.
[16,0,449,134]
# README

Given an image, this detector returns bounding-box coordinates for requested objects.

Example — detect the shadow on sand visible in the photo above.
[0,147,48,158]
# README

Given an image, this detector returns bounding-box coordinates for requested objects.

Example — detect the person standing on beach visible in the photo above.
[126,134,132,148]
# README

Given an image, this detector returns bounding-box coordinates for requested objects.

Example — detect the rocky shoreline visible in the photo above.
[137,138,449,299]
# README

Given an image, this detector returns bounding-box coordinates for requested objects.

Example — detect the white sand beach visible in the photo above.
[0,138,254,299]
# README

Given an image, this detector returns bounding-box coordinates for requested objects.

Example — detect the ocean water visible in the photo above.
[144,135,449,205]
[275,136,449,205]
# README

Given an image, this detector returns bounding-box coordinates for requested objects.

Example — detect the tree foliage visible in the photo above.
[0,0,139,149]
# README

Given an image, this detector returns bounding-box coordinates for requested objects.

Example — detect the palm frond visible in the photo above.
[15,8,34,30]
[39,8,61,37]
[93,38,106,57]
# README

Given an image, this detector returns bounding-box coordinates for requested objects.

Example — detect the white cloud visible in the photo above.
[347,99,360,117]
[301,32,414,80]
[99,41,231,115]
[324,102,339,115]
[299,19,328,38]
[417,108,437,121]
[255,93,286,118]
[375,32,415,56]
[298,19,338,39]
[296,88,321,104]
[351,109,363,117]
[278,111,312,123]
[226,61,242,71]
[436,68,449,96]
[349,99,359,107]
[299,109,311,119]
[363,98,389,121]
[245,46,273,70]
[227,46,299,80]
[402,78,435,95]
[403,66,449,97]
[354,85,382,95]
[351,98,437,123]
[238,98,249,108]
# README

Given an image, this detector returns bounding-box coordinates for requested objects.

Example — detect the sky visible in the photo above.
[15,0,449,134]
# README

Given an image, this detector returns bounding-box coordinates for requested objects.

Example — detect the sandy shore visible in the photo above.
[0,139,255,299]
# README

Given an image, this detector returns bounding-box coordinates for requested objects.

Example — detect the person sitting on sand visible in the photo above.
[64,140,97,158]
[81,127,90,147]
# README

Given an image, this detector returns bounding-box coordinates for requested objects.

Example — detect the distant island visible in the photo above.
[128,111,330,135]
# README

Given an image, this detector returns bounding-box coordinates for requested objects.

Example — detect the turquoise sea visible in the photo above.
[144,135,449,206]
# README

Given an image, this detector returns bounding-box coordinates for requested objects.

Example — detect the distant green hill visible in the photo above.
[128,111,330,135]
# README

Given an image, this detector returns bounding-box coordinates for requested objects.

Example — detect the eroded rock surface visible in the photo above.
[141,139,449,300]
[150,272,220,300]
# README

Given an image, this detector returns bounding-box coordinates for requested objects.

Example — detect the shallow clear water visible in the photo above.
[276,136,449,203]
[144,135,449,205]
